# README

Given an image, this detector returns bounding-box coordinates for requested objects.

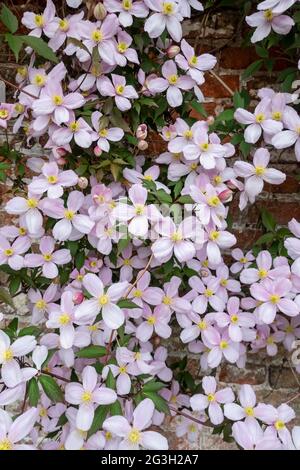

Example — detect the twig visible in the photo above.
[40,370,71,383]
[209,70,235,97]
[169,404,213,429]
[0,75,38,100]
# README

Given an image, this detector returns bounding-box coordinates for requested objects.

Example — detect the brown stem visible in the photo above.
[40,370,71,383]
[0,75,38,99]
[169,404,213,429]
[209,71,235,97]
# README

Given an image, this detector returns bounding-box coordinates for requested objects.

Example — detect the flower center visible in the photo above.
[197,320,207,330]
[128,428,141,444]
[0,438,13,450]
[36,299,46,310]
[255,166,265,176]
[207,393,215,402]
[275,420,285,430]
[190,163,198,170]
[0,109,9,119]
[239,257,248,264]
[171,231,182,242]
[64,210,75,220]
[147,315,156,325]
[143,175,153,181]
[118,42,128,53]
[134,289,142,298]
[27,198,38,208]
[184,130,193,139]
[82,391,92,403]
[99,294,109,305]
[19,227,27,235]
[163,296,172,305]
[200,142,210,151]
[214,175,222,185]
[3,349,13,362]
[258,268,268,279]
[47,175,58,184]
[123,258,131,266]
[91,30,103,42]
[119,365,127,374]
[39,407,48,417]
[135,204,145,216]
[245,407,254,417]
[189,56,198,66]
[231,315,239,324]
[285,325,294,333]
[162,2,174,15]
[69,121,80,132]
[43,253,53,261]
[15,103,25,114]
[168,74,178,85]
[220,340,228,350]
[17,66,27,77]
[220,278,228,287]
[116,84,125,95]
[59,19,69,31]
[264,9,273,21]
[122,0,132,10]
[53,95,63,106]
[4,248,13,257]
[272,111,282,121]
[269,294,280,304]
[34,14,44,27]
[204,288,213,298]
[59,313,70,325]
[99,128,108,137]
[33,74,46,86]
[255,113,265,123]
[210,230,220,241]
[208,196,220,207]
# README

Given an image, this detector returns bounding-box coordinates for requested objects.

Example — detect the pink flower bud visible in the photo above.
[94,2,107,20]
[206,116,215,125]
[94,145,102,156]
[73,291,84,305]
[167,45,180,58]
[136,124,148,140]
[138,140,148,151]
[218,189,233,203]
[57,158,66,165]
[78,177,88,189]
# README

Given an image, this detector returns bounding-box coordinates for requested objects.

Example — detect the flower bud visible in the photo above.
[94,3,107,20]
[136,124,148,140]
[138,140,148,151]
[57,157,66,165]
[94,145,102,156]
[206,115,215,125]
[167,45,180,58]
[73,291,84,305]
[56,147,67,157]
[78,176,88,189]
[218,188,233,203]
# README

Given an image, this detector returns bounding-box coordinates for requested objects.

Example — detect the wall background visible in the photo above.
[0,1,300,450]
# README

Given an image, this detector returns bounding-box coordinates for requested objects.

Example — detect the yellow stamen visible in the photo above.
[34,14,44,27]
[147,316,156,325]
[43,253,52,261]
[117,42,128,53]
[69,121,80,132]
[0,438,13,450]
[128,429,141,444]
[91,30,103,42]
[99,295,109,305]
[59,19,69,31]
[168,74,178,85]
[4,248,13,257]
[47,175,58,184]
[59,314,70,325]
[81,391,92,403]
[64,210,75,220]
[53,95,63,106]
[162,2,174,15]
[116,84,125,95]
[255,166,265,176]
[36,300,46,310]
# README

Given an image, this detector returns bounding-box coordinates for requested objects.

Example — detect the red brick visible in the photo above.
[220,47,259,70]
[201,74,239,98]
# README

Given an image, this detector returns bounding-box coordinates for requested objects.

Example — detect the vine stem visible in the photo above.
[209,70,235,97]
[40,370,71,383]
[169,404,213,429]
[0,75,38,99]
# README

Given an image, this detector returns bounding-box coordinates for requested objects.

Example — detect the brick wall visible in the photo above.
[0,3,300,450]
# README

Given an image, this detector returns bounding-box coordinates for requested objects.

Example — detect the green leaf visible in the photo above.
[5,33,22,61]
[155,189,173,204]
[261,208,276,232]
[241,59,263,80]
[87,405,109,438]
[216,108,235,121]
[75,251,85,270]
[19,36,58,63]
[110,400,122,416]
[255,232,275,246]
[143,380,166,393]
[9,277,21,296]
[18,326,41,337]
[106,369,116,390]
[39,375,64,403]
[28,378,40,407]
[0,287,15,308]
[117,299,138,309]
[255,45,268,58]
[143,392,170,414]
[0,5,18,33]
[76,345,107,358]
[7,317,18,332]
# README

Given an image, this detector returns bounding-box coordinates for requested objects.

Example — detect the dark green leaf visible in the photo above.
[88,405,109,438]
[76,345,107,358]
[117,299,138,309]
[5,34,22,61]
[143,392,170,414]
[143,380,166,393]
[28,378,40,406]
[20,36,58,63]
[0,5,18,33]
[39,375,64,403]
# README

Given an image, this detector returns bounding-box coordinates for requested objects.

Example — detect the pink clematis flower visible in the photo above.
[175,39,216,84]
[46,291,81,349]
[65,366,117,431]
[230,248,255,273]
[0,331,36,388]
[29,162,78,199]
[102,348,137,395]
[188,275,225,313]
[28,283,58,324]
[25,236,71,279]
[272,108,300,161]
[0,103,14,129]
[246,8,294,43]
[250,278,299,324]
[232,419,282,450]
[190,376,234,425]
[98,74,138,111]
[152,216,197,262]
[224,384,270,422]
[0,408,38,450]
[40,191,95,241]
[234,99,283,144]
[52,117,95,148]
[113,30,140,66]
[136,305,172,342]
[128,270,164,308]
[179,0,204,16]
[202,329,240,368]
[0,235,30,271]
[183,127,226,168]
[144,0,183,42]
[80,15,119,65]
[48,12,84,51]
[148,60,194,107]
[103,398,168,450]
[21,0,56,38]
[216,297,256,342]
[240,250,290,284]
[104,0,149,27]
[74,273,128,329]
[234,148,286,201]
[258,0,297,14]
[5,193,43,234]
[91,111,124,152]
